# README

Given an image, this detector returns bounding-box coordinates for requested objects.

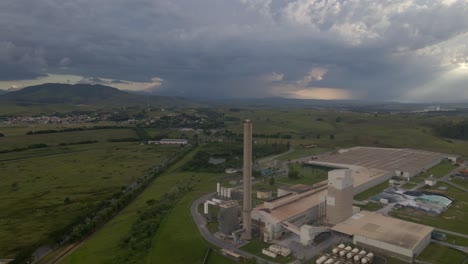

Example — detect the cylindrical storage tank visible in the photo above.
[361,258,368,264]
[204,202,209,214]
[359,251,366,256]
[222,187,227,197]
[366,253,374,259]
[339,250,347,257]
[346,253,355,259]
[352,248,359,254]
[345,246,352,251]
[338,244,345,249]
[354,255,362,262]
[227,188,232,198]
[325,259,334,264]
[217,183,221,195]
[316,256,327,264]
[332,248,339,254]
[334,261,342,264]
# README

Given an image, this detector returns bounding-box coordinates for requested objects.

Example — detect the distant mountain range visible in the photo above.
[0,83,192,107]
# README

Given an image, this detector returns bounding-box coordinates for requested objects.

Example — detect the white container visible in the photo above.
[338,244,346,249]
[316,256,327,264]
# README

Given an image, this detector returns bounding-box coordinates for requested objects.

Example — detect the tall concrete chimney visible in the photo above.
[242,119,253,240]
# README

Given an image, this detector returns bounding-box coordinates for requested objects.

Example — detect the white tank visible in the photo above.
[366,253,374,259]
[346,252,355,259]
[338,244,346,249]
[352,248,359,253]
[361,258,368,264]
[316,256,327,264]
[354,255,362,262]
[359,250,366,256]
[345,246,352,251]
[334,261,342,264]
[339,250,347,257]
[325,259,334,264]
[332,248,339,254]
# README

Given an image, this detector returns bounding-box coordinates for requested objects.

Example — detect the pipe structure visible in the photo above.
[242,119,252,240]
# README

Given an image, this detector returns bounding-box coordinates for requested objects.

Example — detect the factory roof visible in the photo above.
[278,184,315,193]
[315,147,447,174]
[331,211,434,250]
[254,185,328,223]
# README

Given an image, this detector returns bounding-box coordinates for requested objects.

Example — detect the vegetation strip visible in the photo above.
[15,144,195,264]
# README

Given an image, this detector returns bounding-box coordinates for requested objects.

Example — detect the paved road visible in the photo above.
[435,228,468,239]
[191,193,279,264]
[432,240,468,254]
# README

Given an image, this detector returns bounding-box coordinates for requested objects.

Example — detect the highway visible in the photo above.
[190,193,279,264]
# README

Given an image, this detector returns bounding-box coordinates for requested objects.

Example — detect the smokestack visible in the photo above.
[242,119,252,240]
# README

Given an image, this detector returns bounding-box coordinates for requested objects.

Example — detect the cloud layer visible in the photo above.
[0,0,467,101]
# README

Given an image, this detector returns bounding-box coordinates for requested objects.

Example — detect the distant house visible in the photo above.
[148,139,188,145]
[225,168,238,174]
[425,179,437,187]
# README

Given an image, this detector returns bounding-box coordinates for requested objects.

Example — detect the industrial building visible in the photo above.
[312,146,456,178]
[204,125,440,263]
[332,211,433,262]
[251,168,387,242]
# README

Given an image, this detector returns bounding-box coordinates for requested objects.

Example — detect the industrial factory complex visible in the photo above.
[196,120,459,263]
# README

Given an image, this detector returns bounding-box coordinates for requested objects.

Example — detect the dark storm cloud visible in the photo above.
[0,0,467,101]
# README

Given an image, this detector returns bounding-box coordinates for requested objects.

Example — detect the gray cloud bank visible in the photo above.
[0,0,467,101]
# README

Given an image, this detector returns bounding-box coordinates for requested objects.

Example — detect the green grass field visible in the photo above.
[417,243,467,263]
[59,148,237,264]
[0,128,136,150]
[224,108,468,157]
[276,163,329,185]
[389,182,468,234]
[0,140,178,258]
[419,162,458,179]
[354,181,390,201]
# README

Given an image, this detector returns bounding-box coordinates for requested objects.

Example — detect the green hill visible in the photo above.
[0,83,192,107]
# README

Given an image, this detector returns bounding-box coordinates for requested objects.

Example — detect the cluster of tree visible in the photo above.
[134,127,151,141]
[183,142,290,173]
[433,120,468,140]
[0,144,48,154]
[25,126,130,135]
[107,138,140,142]
[58,140,98,146]
[288,166,300,179]
[114,179,196,263]
[13,144,196,264]
[147,113,224,130]
[0,132,4,137]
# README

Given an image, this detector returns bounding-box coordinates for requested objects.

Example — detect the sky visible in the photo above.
[0,0,467,102]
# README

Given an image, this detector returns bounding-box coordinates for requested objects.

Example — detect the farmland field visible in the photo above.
[0,138,178,258]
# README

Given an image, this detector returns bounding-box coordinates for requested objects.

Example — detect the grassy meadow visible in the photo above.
[0,125,179,258]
